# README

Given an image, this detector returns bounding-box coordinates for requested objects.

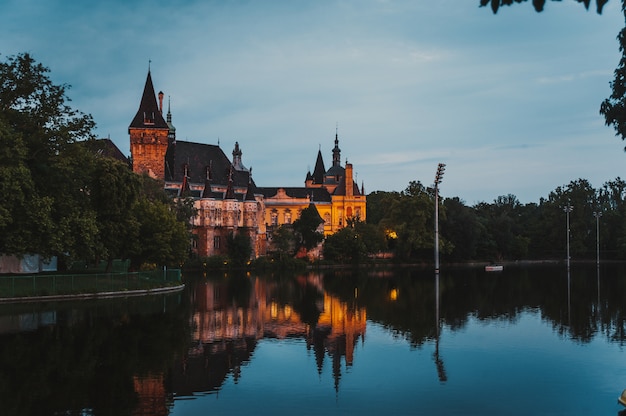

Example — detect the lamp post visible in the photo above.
[593,211,602,267]
[563,204,573,269]
[434,163,446,274]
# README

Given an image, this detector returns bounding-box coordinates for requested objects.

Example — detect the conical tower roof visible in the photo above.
[129,70,169,129]
[312,149,326,185]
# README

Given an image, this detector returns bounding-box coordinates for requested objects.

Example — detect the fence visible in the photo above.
[0,269,182,299]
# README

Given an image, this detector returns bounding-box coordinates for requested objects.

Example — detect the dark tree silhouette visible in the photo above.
[480,0,609,14]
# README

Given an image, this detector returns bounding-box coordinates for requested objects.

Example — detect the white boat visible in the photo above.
[485,265,503,272]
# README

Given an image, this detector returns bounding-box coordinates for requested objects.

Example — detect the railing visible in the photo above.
[0,269,182,299]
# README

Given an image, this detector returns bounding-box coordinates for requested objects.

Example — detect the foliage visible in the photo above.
[292,204,324,252]
[0,53,96,259]
[601,3,626,145]
[480,0,609,14]
[378,181,445,261]
[269,224,296,260]
[369,176,626,263]
[323,226,368,264]
[478,1,626,153]
[131,196,190,269]
[366,190,400,225]
[0,53,191,269]
[347,217,387,254]
[226,230,253,267]
[441,197,482,261]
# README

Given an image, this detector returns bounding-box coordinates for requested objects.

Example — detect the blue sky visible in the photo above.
[2,0,624,204]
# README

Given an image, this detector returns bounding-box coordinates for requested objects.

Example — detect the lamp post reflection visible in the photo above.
[593,211,602,268]
[593,211,602,318]
[434,273,447,383]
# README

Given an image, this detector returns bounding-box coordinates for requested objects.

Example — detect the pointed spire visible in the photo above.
[129,70,168,129]
[179,164,191,198]
[245,170,256,201]
[312,149,326,184]
[225,167,236,199]
[332,126,341,168]
[166,96,176,145]
[202,162,213,198]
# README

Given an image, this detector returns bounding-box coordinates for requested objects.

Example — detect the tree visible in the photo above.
[345,217,386,254]
[0,53,194,270]
[226,231,253,267]
[601,3,626,145]
[291,204,324,252]
[379,181,443,261]
[323,227,367,264]
[0,53,95,176]
[0,53,96,259]
[270,224,296,260]
[131,196,190,269]
[0,118,55,256]
[441,197,482,261]
[366,190,400,225]
[478,1,626,148]
[480,0,609,14]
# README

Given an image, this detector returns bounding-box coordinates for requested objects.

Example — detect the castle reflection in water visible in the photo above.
[133,272,367,414]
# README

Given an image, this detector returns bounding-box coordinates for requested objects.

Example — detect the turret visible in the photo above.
[129,70,169,179]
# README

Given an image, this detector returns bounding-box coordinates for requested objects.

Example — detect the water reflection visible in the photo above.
[2,264,626,415]
[174,272,367,395]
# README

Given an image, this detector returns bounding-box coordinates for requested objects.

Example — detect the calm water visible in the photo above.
[2,264,626,415]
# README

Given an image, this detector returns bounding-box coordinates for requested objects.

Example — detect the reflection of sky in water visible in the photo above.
[172,311,626,416]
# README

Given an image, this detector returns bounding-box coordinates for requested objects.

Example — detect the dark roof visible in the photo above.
[129,71,169,130]
[82,138,128,163]
[165,140,253,188]
[256,187,332,202]
[245,179,256,201]
[332,175,362,196]
[311,150,326,185]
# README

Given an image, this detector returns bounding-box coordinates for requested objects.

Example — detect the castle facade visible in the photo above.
[129,70,366,259]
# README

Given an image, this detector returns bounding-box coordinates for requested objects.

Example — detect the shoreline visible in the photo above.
[0,283,185,304]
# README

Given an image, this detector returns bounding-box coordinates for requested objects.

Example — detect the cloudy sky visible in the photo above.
[2,0,624,204]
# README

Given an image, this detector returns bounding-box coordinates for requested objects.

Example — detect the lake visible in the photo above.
[1,263,626,415]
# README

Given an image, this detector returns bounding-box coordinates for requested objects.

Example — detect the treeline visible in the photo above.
[366,178,626,263]
[0,53,192,270]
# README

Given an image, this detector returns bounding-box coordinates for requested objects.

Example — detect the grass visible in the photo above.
[0,270,181,298]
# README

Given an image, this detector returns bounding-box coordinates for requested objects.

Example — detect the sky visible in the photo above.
[2,0,625,205]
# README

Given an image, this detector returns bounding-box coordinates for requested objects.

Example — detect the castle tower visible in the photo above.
[129,70,170,179]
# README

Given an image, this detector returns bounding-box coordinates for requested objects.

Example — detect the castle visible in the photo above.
[129,70,366,259]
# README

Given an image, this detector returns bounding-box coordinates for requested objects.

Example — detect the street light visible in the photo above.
[434,163,446,274]
[563,203,573,269]
[593,211,602,267]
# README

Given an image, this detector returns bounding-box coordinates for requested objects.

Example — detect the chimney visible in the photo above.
[158,91,164,115]
[345,163,353,197]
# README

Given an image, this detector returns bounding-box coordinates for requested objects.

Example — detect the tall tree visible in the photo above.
[601,2,626,144]
[0,53,96,259]
[226,231,253,267]
[292,204,324,253]
[379,181,443,261]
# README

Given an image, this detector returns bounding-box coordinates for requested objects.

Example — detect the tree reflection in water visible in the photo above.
[1,264,626,415]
